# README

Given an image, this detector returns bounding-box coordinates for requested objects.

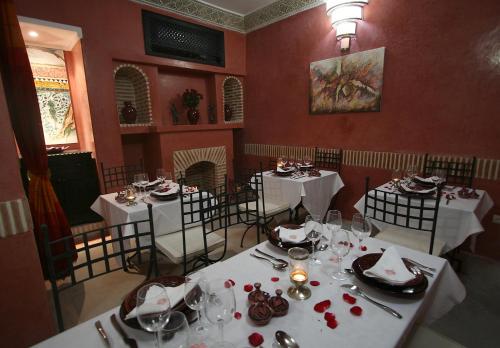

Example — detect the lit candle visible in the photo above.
[291,269,308,283]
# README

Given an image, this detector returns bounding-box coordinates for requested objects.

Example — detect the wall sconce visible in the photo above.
[326,0,369,51]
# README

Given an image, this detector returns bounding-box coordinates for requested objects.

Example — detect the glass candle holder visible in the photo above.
[287,247,311,300]
[277,157,284,169]
[126,185,137,206]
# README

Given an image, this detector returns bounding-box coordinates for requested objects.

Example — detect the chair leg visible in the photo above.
[52,285,64,332]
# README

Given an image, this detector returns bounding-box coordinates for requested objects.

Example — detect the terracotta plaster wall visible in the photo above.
[0,80,55,345]
[14,0,246,168]
[242,0,500,258]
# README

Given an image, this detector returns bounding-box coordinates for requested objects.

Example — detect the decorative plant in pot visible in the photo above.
[182,89,203,124]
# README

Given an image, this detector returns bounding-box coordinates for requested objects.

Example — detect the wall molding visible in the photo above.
[244,143,500,181]
[0,197,33,238]
[131,0,326,33]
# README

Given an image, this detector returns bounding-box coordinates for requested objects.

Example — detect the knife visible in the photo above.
[94,320,111,347]
[111,314,138,348]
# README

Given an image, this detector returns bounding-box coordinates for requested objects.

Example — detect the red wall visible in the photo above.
[242,0,500,258]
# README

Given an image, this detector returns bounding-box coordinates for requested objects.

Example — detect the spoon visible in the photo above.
[341,284,403,318]
[275,330,300,348]
[250,254,287,270]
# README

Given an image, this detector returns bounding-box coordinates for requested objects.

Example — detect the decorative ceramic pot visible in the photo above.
[121,101,137,124]
[224,104,232,121]
[187,108,200,124]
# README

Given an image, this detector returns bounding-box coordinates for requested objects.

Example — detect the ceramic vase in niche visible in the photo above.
[224,104,232,121]
[121,101,137,124]
[187,108,200,124]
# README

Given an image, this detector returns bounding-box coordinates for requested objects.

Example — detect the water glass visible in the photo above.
[431,168,447,185]
[329,228,350,280]
[184,271,210,336]
[204,279,236,348]
[351,213,372,255]
[304,214,323,265]
[161,311,190,348]
[325,210,342,237]
[136,283,171,348]
[134,173,149,197]
[406,164,418,181]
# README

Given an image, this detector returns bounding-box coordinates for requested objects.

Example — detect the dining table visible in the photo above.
[33,233,465,348]
[262,170,344,218]
[354,183,494,253]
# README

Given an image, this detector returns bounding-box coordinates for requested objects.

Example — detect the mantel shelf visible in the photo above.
[120,123,243,135]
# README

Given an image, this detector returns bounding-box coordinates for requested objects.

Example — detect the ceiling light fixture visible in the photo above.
[28,30,39,38]
[326,0,369,51]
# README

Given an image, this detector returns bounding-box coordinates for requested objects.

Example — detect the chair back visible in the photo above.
[363,177,441,254]
[314,147,342,173]
[43,203,157,332]
[100,159,144,193]
[423,154,476,187]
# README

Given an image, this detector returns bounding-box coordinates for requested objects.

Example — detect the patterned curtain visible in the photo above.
[0,0,75,274]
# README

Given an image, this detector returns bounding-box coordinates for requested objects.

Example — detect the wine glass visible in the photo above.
[161,311,190,348]
[325,210,342,238]
[304,214,323,265]
[204,279,236,348]
[156,168,167,182]
[134,173,149,197]
[184,271,210,336]
[351,214,372,255]
[406,164,418,181]
[136,283,171,348]
[431,168,447,186]
[329,228,350,280]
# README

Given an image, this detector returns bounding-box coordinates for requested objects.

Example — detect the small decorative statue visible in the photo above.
[224,103,232,121]
[121,101,137,124]
[182,89,203,125]
[170,103,179,125]
[208,104,216,124]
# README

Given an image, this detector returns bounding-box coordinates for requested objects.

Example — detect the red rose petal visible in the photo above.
[234,311,242,320]
[324,312,336,321]
[248,332,264,347]
[343,293,357,305]
[360,245,367,251]
[327,319,339,329]
[314,300,331,313]
[310,280,320,286]
[271,277,280,282]
[228,279,235,286]
[350,306,363,316]
[224,281,231,288]
[244,284,254,292]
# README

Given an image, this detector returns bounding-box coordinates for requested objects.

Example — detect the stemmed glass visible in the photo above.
[134,173,149,198]
[329,228,350,280]
[431,168,447,186]
[136,283,171,348]
[304,214,323,265]
[161,311,190,348]
[351,214,372,255]
[184,271,210,336]
[156,168,167,182]
[325,210,342,238]
[406,164,418,181]
[204,279,236,348]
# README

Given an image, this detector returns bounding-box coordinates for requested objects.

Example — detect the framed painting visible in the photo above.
[309,47,385,114]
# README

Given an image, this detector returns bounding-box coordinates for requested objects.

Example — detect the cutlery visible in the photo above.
[94,320,111,347]
[250,253,287,270]
[380,248,436,273]
[341,284,403,319]
[111,314,137,348]
[255,248,289,266]
[276,330,300,348]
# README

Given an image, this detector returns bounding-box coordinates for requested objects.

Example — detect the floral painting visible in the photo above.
[309,47,385,114]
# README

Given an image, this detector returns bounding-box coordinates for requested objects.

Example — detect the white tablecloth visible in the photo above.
[263,170,344,218]
[354,184,494,252]
[34,236,465,348]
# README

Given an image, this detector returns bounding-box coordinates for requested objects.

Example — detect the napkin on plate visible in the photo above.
[414,176,439,184]
[125,284,185,320]
[363,246,415,285]
[277,167,293,173]
[279,226,306,243]
[153,183,180,196]
[400,182,436,194]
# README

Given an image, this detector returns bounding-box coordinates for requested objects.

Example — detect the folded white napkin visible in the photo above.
[414,176,439,184]
[279,226,306,243]
[277,167,293,173]
[363,247,415,285]
[134,179,161,188]
[153,183,180,196]
[125,284,185,320]
[400,183,436,194]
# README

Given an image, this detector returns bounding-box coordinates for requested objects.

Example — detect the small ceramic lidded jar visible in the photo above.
[268,289,289,317]
[248,283,270,305]
[248,301,273,326]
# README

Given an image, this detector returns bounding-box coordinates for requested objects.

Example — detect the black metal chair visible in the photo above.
[236,163,292,247]
[314,147,343,173]
[363,177,444,255]
[155,180,228,275]
[423,154,476,188]
[43,203,158,332]
[100,159,144,193]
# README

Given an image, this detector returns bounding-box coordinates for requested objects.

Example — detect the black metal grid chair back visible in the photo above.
[423,154,476,187]
[100,159,144,193]
[43,204,158,332]
[363,177,442,254]
[179,178,229,274]
[314,147,342,173]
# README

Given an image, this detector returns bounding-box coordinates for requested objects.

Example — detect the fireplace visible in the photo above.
[173,146,227,189]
